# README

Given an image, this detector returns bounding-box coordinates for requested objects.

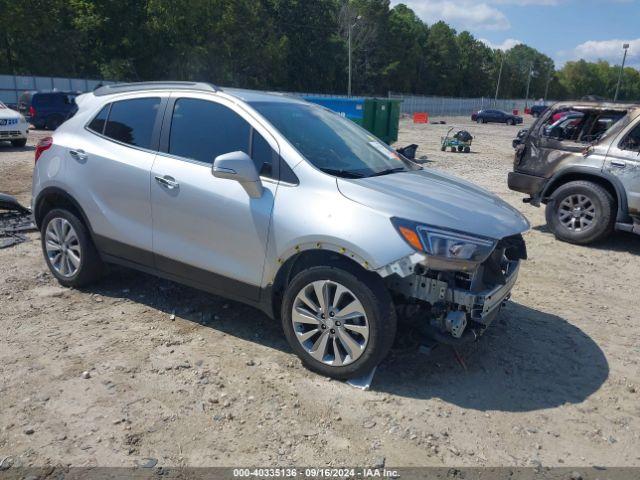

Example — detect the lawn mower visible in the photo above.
[440,128,473,153]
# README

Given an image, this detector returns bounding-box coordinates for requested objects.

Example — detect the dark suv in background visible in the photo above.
[19,91,79,130]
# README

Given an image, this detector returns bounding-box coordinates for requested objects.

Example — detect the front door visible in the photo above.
[604,120,640,221]
[150,94,279,301]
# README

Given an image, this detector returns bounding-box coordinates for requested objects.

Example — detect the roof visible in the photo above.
[222,88,305,104]
[93,81,219,97]
[550,100,640,111]
[91,81,305,105]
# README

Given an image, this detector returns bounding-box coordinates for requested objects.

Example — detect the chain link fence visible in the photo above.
[0,74,117,105]
[387,92,542,116]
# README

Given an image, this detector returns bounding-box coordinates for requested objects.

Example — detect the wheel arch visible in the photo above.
[269,249,381,321]
[541,168,630,223]
[34,187,93,232]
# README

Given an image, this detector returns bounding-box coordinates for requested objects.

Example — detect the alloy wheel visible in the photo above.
[291,280,369,367]
[558,194,596,232]
[45,217,81,277]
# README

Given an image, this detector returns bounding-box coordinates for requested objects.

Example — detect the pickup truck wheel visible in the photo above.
[281,266,396,379]
[41,209,104,287]
[545,181,615,244]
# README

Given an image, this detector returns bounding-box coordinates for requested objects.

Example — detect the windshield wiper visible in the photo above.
[368,167,407,177]
[319,168,365,178]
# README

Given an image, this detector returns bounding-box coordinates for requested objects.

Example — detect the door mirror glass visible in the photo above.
[213,151,263,198]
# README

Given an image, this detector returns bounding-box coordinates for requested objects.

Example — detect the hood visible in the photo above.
[0,107,21,120]
[337,169,530,240]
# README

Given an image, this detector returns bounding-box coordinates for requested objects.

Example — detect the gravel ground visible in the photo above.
[0,118,639,469]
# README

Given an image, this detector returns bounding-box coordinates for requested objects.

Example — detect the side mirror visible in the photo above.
[212,151,263,198]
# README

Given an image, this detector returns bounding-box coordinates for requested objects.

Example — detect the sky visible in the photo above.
[390,0,640,69]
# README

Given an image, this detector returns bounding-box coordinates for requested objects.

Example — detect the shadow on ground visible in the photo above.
[533,223,640,255]
[0,144,35,153]
[93,266,608,413]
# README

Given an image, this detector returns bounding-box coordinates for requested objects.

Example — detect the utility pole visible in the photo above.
[544,70,552,101]
[524,62,533,109]
[347,15,361,97]
[614,43,630,102]
[494,52,505,106]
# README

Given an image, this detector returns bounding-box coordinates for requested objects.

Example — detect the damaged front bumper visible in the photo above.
[381,238,525,345]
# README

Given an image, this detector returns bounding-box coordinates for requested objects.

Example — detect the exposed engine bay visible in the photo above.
[383,234,527,344]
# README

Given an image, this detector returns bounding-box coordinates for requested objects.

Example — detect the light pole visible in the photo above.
[544,70,552,102]
[614,43,630,102]
[494,52,505,105]
[348,15,361,97]
[524,62,533,109]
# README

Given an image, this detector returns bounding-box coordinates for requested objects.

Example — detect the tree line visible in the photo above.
[2,0,639,101]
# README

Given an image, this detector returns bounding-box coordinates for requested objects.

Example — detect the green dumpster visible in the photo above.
[303,96,402,145]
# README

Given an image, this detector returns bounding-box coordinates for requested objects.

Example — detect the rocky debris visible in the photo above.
[372,456,385,468]
[136,458,158,468]
[23,427,35,435]
[81,371,91,379]
[363,420,376,429]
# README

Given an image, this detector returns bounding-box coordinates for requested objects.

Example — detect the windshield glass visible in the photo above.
[251,101,418,178]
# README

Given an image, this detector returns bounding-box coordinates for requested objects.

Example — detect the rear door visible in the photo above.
[150,93,279,301]
[604,119,640,219]
[70,95,166,265]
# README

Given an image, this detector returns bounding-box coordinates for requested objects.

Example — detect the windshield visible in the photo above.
[251,101,418,178]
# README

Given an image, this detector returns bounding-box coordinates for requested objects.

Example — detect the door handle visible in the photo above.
[610,160,626,168]
[69,149,88,161]
[155,175,179,190]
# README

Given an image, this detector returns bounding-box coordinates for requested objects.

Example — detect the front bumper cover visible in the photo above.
[508,171,547,195]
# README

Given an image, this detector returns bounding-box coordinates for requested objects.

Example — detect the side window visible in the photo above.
[169,98,250,164]
[104,97,161,149]
[87,105,110,134]
[620,124,640,152]
[251,131,276,178]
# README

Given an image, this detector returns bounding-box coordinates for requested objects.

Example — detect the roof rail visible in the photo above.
[93,81,219,97]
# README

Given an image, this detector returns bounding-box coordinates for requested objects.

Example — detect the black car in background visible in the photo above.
[529,105,549,117]
[18,91,79,130]
[471,109,523,125]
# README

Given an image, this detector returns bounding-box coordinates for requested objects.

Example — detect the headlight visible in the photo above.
[392,217,496,264]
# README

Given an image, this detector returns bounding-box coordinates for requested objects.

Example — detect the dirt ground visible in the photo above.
[1,117,639,470]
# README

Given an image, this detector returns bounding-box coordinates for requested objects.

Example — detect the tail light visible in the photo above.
[35,136,53,163]
[29,105,36,118]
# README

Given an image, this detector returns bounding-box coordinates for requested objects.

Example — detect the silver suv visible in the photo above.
[32,82,529,379]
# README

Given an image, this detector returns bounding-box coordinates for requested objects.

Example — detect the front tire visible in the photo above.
[545,181,615,244]
[11,139,27,147]
[41,209,104,287]
[281,266,396,379]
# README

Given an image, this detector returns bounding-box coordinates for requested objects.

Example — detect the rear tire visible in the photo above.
[545,181,615,245]
[463,146,470,153]
[41,208,104,287]
[11,139,27,147]
[281,266,397,379]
